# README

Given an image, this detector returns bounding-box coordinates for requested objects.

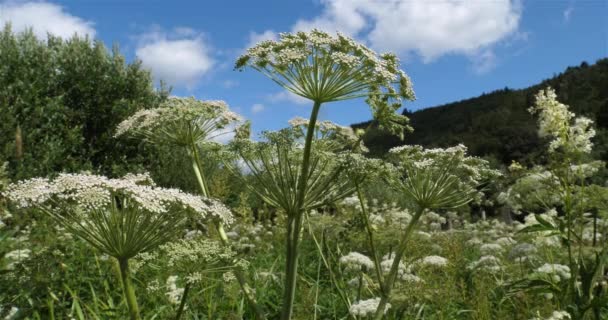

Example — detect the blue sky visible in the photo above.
[1,0,606,135]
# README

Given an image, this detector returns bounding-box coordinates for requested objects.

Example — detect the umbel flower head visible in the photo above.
[4,173,233,259]
[228,126,355,214]
[236,29,415,139]
[115,97,242,146]
[387,144,500,210]
[288,117,367,152]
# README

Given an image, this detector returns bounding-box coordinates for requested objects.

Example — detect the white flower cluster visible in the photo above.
[528,87,595,153]
[115,97,242,145]
[222,271,236,283]
[418,255,448,268]
[381,253,419,282]
[5,173,233,225]
[227,222,276,252]
[288,117,365,152]
[389,144,501,187]
[468,255,503,273]
[237,29,413,98]
[339,252,375,272]
[255,271,279,283]
[535,263,571,282]
[160,238,235,270]
[519,209,562,247]
[236,29,415,138]
[165,275,184,305]
[530,310,571,320]
[421,211,447,232]
[349,297,390,317]
[3,249,31,270]
[570,161,604,178]
[340,196,361,210]
[496,237,516,246]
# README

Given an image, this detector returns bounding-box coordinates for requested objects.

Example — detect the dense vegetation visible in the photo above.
[356,58,608,166]
[0,25,170,179]
[1,27,607,320]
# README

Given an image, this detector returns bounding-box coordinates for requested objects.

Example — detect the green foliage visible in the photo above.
[0,25,168,179]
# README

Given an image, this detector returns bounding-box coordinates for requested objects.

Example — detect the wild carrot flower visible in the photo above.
[115,97,242,146]
[468,255,503,273]
[349,298,390,317]
[4,173,233,259]
[535,263,571,282]
[236,29,415,138]
[339,252,375,271]
[418,255,448,268]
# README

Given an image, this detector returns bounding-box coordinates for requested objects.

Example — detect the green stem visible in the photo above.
[188,144,266,320]
[280,100,322,320]
[281,214,303,320]
[313,245,322,320]
[189,144,210,197]
[47,296,55,320]
[355,181,385,292]
[174,283,190,320]
[118,258,140,320]
[372,207,424,320]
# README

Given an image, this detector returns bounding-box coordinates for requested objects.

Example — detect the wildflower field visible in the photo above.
[1,28,607,320]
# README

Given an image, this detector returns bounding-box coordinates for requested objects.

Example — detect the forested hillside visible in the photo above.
[356,58,608,166]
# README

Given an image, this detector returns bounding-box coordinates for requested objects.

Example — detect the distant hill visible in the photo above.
[354,58,608,166]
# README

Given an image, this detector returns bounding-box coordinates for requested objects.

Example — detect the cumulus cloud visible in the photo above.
[136,28,213,89]
[266,91,310,106]
[291,0,522,66]
[251,103,265,114]
[292,0,366,36]
[0,1,95,39]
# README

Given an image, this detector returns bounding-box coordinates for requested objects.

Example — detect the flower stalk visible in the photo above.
[174,283,190,320]
[118,258,140,320]
[354,181,385,293]
[280,100,321,320]
[372,206,424,320]
[236,30,415,319]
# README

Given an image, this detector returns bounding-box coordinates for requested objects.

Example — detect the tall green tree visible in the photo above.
[0,25,169,179]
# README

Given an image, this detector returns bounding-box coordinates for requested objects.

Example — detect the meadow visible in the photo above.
[1,29,606,320]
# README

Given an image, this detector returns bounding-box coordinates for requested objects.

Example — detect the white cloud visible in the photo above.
[0,1,95,39]
[136,28,213,89]
[292,0,366,36]
[291,0,522,64]
[266,91,310,106]
[246,29,278,48]
[251,103,265,114]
